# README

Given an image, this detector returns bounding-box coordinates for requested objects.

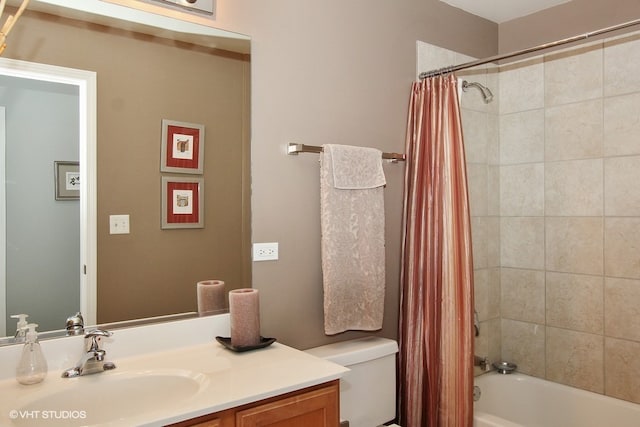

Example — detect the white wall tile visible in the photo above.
[502,319,545,378]
[604,93,640,157]
[499,58,544,114]
[545,159,603,216]
[501,217,545,270]
[472,216,488,269]
[500,163,544,216]
[605,338,640,403]
[487,217,500,268]
[462,109,488,163]
[546,272,603,334]
[501,268,545,324]
[545,43,603,106]
[487,166,500,216]
[604,33,640,97]
[467,163,488,217]
[500,109,544,164]
[546,327,604,393]
[475,267,500,322]
[605,277,640,342]
[605,217,640,279]
[546,217,603,275]
[605,156,640,216]
[545,99,603,161]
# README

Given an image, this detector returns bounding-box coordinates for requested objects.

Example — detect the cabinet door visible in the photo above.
[236,383,339,427]
[188,420,221,427]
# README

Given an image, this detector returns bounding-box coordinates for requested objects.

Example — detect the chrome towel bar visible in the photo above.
[287,143,406,162]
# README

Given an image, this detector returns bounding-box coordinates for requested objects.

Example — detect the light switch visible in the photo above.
[109,214,130,234]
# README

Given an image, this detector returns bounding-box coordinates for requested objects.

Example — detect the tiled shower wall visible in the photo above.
[498,31,640,403]
[417,29,640,404]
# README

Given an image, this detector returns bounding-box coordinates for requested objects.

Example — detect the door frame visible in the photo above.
[0,58,97,329]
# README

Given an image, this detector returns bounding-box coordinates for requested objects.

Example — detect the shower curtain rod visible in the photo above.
[419,18,640,79]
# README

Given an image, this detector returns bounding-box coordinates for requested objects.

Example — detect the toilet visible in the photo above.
[305,336,400,427]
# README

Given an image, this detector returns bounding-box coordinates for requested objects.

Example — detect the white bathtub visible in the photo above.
[473,372,640,427]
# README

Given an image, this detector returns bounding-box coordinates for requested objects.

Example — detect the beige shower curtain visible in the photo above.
[398,75,475,427]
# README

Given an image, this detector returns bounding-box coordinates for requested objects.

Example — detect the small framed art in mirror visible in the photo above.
[54,161,80,201]
[160,119,205,175]
[161,176,204,229]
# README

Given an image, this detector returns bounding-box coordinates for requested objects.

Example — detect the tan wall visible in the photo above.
[4,10,251,323]
[210,1,498,349]
[499,0,640,53]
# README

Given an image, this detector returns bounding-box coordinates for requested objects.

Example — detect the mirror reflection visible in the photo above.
[1,6,251,340]
[1,76,81,335]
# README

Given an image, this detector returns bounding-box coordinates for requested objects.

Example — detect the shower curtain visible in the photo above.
[398,75,475,427]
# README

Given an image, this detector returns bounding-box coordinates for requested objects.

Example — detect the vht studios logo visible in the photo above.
[9,409,87,420]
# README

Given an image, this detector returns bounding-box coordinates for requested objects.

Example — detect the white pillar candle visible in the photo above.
[197,280,226,315]
[229,288,260,347]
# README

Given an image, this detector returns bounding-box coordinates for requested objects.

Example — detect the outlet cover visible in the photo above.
[109,214,130,234]
[253,242,279,261]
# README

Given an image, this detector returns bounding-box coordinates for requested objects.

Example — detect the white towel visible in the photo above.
[326,144,386,189]
[320,144,386,335]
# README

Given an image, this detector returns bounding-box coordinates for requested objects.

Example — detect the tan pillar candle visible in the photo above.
[197,280,226,315]
[229,288,260,347]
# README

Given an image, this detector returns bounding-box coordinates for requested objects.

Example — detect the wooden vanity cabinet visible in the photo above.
[169,380,340,427]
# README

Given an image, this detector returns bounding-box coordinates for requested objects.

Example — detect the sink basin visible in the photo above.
[13,370,209,426]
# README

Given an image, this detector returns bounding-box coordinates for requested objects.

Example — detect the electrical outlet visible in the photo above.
[253,242,279,261]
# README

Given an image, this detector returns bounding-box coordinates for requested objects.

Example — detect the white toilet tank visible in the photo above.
[305,337,398,427]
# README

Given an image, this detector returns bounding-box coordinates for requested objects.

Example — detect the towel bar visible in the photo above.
[287,143,406,162]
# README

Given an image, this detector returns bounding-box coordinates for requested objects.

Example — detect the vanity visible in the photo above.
[0,314,348,426]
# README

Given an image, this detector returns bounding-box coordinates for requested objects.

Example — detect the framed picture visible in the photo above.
[160,119,205,174]
[54,161,80,200]
[161,176,204,229]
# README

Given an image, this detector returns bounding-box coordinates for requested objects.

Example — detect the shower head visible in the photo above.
[461,80,494,104]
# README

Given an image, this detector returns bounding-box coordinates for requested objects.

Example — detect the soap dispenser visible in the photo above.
[16,323,48,385]
[10,314,29,342]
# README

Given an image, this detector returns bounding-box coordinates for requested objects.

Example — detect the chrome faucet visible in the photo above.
[474,355,490,372]
[65,312,85,336]
[61,329,116,378]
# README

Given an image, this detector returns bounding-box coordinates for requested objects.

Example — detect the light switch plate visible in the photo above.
[109,214,130,234]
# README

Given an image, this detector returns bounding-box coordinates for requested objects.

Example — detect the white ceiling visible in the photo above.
[440,0,572,23]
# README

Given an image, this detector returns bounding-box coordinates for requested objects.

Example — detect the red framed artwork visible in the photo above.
[161,176,204,229]
[160,119,205,174]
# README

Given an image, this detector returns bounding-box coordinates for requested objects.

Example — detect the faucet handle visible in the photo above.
[85,329,112,339]
[84,329,112,352]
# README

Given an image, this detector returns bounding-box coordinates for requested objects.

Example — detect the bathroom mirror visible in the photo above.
[0,2,251,341]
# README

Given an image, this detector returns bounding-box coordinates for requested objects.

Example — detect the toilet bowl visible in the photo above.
[306,337,399,427]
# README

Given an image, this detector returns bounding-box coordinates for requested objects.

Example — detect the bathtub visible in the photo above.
[473,372,640,427]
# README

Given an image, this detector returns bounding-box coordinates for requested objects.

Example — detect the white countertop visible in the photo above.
[0,314,348,426]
